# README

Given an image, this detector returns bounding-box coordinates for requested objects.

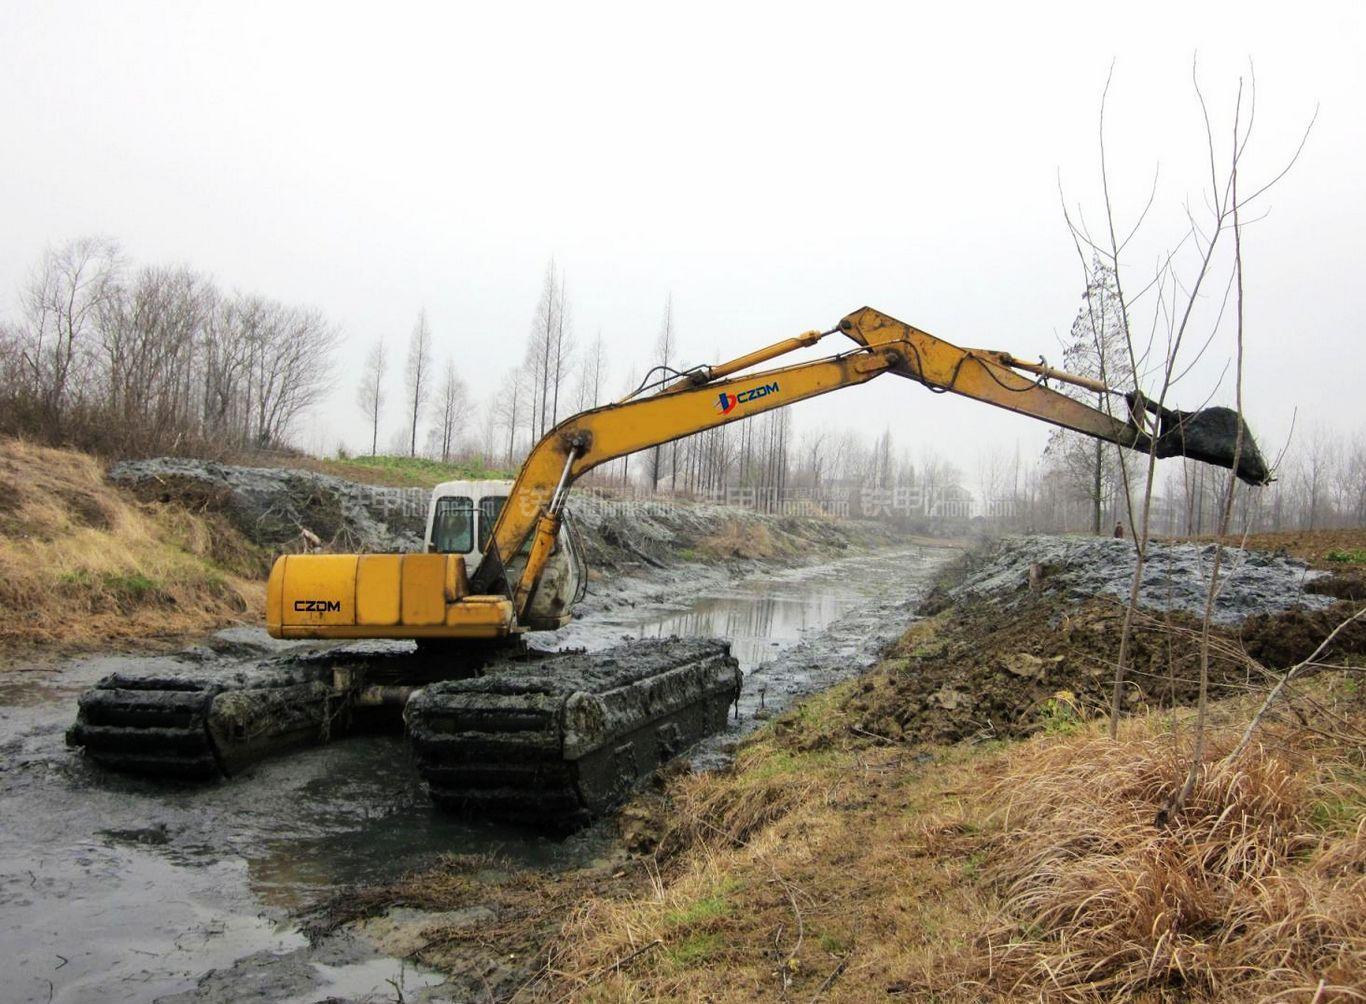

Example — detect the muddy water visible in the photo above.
[0,546,946,1003]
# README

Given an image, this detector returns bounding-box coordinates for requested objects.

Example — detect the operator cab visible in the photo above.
[424,479,586,630]
[424,480,513,571]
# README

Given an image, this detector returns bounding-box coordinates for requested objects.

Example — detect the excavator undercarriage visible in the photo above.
[69,638,740,830]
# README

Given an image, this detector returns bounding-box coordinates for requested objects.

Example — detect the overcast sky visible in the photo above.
[2,1,1361,485]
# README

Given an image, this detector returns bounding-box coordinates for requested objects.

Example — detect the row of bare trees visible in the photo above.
[354,307,472,463]
[345,248,1360,538]
[972,424,1366,537]
[0,237,338,456]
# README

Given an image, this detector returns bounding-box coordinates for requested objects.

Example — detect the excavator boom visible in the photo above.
[479,306,1268,618]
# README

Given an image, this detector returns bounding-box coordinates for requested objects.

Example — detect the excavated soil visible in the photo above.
[110,458,428,554]
[790,535,1365,751]
[949,534,1331,625]
[815,594,1366,750]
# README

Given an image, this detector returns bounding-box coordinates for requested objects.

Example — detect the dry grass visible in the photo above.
[955,722,1366,1002]
[1177,527,1366,570]
[652,739,829,857]
[0,436,262,655]
[526,672,1365,1003]
[695,519,793,561]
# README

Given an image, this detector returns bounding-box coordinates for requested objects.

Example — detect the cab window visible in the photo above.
[432,497,474,553]
[478,496,507,553]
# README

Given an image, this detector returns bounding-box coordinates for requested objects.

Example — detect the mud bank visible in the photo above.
[109,457,903,572]
[110,457,428,554]
[469,533,1365,1002]
[837,533,1365,750]
[951,534,1329,624]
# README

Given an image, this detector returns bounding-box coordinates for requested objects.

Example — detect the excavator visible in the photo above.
[69,306,1269,830]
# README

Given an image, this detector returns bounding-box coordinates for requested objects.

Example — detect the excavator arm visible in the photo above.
[478,306,1269,619]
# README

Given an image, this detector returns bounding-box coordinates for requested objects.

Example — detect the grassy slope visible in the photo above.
[324,631,1363,1002]
[536,628,1364,1002]
[0,438,264,655]
[0,443,904,656]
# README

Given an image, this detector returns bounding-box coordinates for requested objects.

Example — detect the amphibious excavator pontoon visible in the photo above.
[69,307,1269,830]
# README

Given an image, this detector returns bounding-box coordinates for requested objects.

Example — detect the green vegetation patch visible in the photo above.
[101,571,160,599]
[325,454,515,487]
[666,881,738,927]
[664,932,724,968]
[1326,548,1366,564]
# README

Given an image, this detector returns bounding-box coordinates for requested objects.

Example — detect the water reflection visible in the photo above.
[636,591,864,671]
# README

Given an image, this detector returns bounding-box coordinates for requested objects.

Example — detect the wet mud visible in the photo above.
[953,534,1330,624]
[0,545,948,1003]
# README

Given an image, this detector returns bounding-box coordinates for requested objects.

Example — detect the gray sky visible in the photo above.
[2,1,1362,480]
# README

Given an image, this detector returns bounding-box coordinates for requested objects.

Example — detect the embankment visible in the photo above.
[108,456,907,570]
[1,441,909,654]
[0,439,263,654]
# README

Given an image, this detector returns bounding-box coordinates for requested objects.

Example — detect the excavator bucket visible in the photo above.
[1152,406,1271,485]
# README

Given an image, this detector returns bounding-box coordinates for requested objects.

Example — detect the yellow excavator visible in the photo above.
[70,307,1268,830]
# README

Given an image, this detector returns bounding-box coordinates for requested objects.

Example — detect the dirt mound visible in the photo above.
[566,492,900,571]
[110,458,901,572]
[804,593,1366,750]
[1240,603,1366,667]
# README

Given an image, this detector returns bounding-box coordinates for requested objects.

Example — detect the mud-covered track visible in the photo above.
[406,638,741,830]
[68,676,226,778]
[68,661,365,780]
[67,637,742,832]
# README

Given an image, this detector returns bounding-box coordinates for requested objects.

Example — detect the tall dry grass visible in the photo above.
[955,721,1366,1001]
[0,437,262,652]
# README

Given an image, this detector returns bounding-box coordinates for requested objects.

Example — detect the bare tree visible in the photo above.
[243,298,338,447]
[1297,424,1338,530]
[575,330,607,411]
[96,264,213,453]
[0,238,338,456]
[1345,434,1366,526]
[1175,105,1252,816]
[551,272,573,427]
[405,309,433,457]
[432,357,468,463]
[527,260,570,436]
[21,236,124,427]
[1060,63,1314,740]
[496,369,524,467]
[1042,257,1135,533]
[357,338,386,455]
[651,294,676,491]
